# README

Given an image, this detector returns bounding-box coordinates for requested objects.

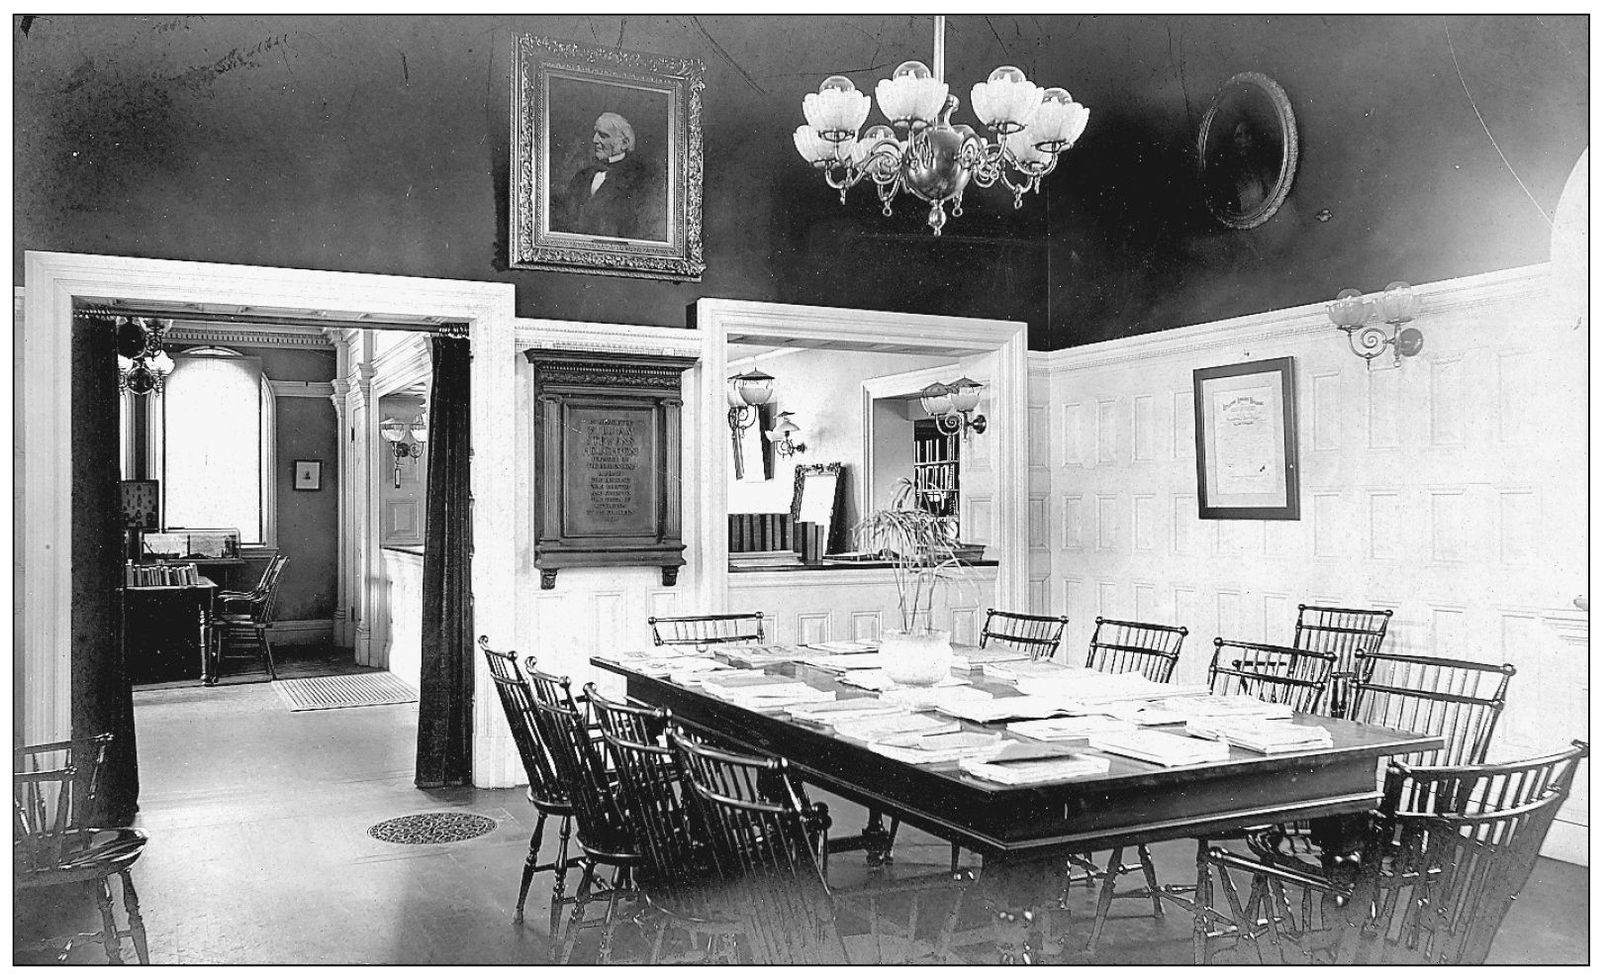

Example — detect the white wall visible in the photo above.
[1028,264,1587,863]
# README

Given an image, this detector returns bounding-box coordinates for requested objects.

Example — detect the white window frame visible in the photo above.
[145,346,278,552]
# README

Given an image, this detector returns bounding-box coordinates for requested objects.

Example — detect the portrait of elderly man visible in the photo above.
[554,111,667,241]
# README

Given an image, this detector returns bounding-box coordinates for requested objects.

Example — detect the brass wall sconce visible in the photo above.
[765,411,807,457]
[379,414,428,488]
[1327,281,1424,368]
[920,376,987,438]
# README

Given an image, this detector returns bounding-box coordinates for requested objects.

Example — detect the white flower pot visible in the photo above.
[880,628,954,686]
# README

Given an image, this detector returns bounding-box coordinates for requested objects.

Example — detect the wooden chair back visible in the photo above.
[980,608,1070,661]
[522,658,636,862]
[648,612,765,649]
[1293,604,1393,715]
[1350,652,1515,768]
[1206,639,1336,714]
[13,734,112,873]
[477,637,568,811]
[1086,617,1188,682]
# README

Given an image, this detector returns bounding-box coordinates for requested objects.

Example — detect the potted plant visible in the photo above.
[853,477,964,685]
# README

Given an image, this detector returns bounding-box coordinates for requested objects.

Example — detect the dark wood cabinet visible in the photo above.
[122,581,216,684]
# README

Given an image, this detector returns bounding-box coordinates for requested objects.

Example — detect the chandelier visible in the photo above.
[793,14,1090,235]
[114,317,176,396]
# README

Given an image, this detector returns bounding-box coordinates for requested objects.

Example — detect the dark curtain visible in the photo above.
[415,336,473,787]
[72,314,138,824]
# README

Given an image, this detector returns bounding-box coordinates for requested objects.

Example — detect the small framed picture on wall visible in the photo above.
[293,459,322,492]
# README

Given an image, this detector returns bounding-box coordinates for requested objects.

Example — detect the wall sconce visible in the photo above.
[1327,281,1425,368]
[379,414,428,489]
[920,376,987,438]
[765,411,807,457]
[727,369,775,436]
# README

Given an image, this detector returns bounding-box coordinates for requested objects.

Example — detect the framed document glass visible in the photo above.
[1193,357,1299,520]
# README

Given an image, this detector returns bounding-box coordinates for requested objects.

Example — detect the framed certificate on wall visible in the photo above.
[1193,356,1300,521]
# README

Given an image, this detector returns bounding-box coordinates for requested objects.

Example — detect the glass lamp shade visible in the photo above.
[148,350,175,375]
[1378,281,1419,324]
[803,76,871,140]
[379,417,407,443]
[793,125,838,165]
[876,61,949,127]
[729,369,775,407]
[948,377,983,413]
[1028,88,1090,149]
[115,317,150,359]
[1004,129,1053,168]
[920,381,955,417]
[118,354,135,374]
[970,66,1043,132]
[1327,287,1370,329]
[766,412,801,442]
[409,416,428,443]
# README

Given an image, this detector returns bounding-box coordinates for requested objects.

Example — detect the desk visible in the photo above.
[123,577,217,685]
[594,650,1439,960]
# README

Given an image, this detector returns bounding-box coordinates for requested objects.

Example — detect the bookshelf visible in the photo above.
[913,419,960,539]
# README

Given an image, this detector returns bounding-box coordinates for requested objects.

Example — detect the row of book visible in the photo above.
[125,561,200,587]
[728,512,796,553]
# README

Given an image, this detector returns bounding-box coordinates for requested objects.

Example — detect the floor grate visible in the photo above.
[367,812,497,845]
[273,673,419,711]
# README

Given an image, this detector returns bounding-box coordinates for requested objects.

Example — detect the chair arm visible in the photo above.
[1207,846,1349,895]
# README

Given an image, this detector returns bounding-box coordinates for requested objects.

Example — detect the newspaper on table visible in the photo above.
[1103,702,1191,726]
[798,652,886,672]
[804,639,880,654]
[982,660,1096,683]
[878,684,993,711]
[831,711,960,743]
[952,644,1031,669]
[1184,717,1334,754]
[785,697,903,724]
[1088,729,1233,767]
[865,729,1002,765]
[715,683,837,711]
[957,741,1112,785]
[721,645,814,669]
[934,695,1076,724]
[1158,695,1294,721]
[1007,715,1137,741]
[839,669,966,692]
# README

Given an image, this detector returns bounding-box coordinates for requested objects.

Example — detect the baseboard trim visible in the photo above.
[269,619,334,646]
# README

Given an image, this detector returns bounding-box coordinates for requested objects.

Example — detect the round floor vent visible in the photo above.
[367,811,497,845]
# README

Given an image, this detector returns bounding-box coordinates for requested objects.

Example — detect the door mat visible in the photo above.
[273,673,419,711]
[367,812,497,845]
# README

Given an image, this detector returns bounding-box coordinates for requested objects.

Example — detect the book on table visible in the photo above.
[865,729,1002,765]
[831,712,960,742]
[1183,718,1334,753]
[957,741,1112,785]
[934,695,1075,724]
[1007,715,1137,741]
[1159,694,1295,720]
[1088,729,1233,766]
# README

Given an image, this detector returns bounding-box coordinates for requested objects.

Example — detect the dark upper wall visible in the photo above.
[14,14,1586,349]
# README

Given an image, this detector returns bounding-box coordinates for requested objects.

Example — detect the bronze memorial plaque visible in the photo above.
[525,349,695,589]
[563,405,658,538]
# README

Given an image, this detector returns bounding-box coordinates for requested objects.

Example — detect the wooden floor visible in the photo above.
[15,652,1589,965]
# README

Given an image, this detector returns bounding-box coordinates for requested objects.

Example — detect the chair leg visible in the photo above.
[92,875,125,965]
[559,859,597,965]
[257,626,277,680]
[1137,844,1165,919]
[597,866,627,965]
[550,816,573,941]
[1191,840,1212,965]
[119,870,150,965]
[515,810,546,924]
[1084,846,1126,954]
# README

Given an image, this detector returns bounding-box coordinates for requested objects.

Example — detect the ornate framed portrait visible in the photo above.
[510,33,706,281]
[1197,72,1298,230]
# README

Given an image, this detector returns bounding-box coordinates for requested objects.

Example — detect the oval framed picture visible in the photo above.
[1197,72,1298,230]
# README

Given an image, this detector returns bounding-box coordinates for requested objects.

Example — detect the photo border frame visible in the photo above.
[509,32,706,281]
[293,459,322,492]
[1193,356,1299,521]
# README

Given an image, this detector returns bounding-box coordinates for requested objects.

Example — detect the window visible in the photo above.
[150,348,275,546]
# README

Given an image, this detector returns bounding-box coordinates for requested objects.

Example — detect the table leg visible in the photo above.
[976,854,1064,964]
[199,600,215,686]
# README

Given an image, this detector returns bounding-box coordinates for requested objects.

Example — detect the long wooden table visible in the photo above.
[593,650,1440,961]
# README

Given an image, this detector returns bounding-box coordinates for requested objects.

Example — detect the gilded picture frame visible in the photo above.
[1193,357,1299,521]
[510,33,706,281]
[1197,72,1298,230]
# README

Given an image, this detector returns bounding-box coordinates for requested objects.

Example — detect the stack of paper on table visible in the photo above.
[982,660,1095,683]
[804,639,879,654]
[633,656,726,679]
[1018,670,1178,702]
[695,671,795,689]
[785,697,903,724]
[1160,695,1294,721]
[715,683,837,710]
[1088,729,1233,766]
[832,711,959,742]
[1104,702,1191,726]
[1007,715,1137,741]
[934,695,1075,724]
[839,670,965,692]
[957,741,1112,785]
[952,645,1031,669]
[1184,718,1334,753]
[879,685,993,710]
[865,729,1002,765]
[799,652,886,672]
[720,645,812,668]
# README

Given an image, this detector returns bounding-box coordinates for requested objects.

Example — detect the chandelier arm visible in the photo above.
[1344,324,1395,363]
